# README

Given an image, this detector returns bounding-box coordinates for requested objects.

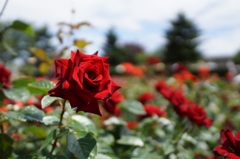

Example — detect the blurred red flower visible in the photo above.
[102,90,124,115]
[172,63,187,73]
[173,70,198,82]
[126,121,139,129]
[169,90,189,107]
[173,103,189,117]
[137,92,155,104]
[187,104,212,127]
[146,56,161,65]
[140,104,167,119]
[155,81,174,99]
[198,65,210,79]
[225,71,234,81]
[155,80,212,127]
[0,64,11,89]
[116,62,144,77]
[11,133,22,140]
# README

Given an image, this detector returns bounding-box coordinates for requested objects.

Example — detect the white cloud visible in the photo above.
[200,29,240,57]
[1,0,240,57]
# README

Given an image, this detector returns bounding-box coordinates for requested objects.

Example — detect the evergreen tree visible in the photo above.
[233,50,240,64]
[103,28,128,66]
[163,13,202,63]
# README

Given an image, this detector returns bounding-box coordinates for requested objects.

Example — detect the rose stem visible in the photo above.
[0,123,3,133]
[50,99,66,155]
[173,125,190,146]
[0,116,4,133]
[164,124,191,158]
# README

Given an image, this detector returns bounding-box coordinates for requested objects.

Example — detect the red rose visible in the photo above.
[187,104,206,126]
[155,81,174,99]
[137,92,155,104]
[169,91,189,107]
[48,50,120,115]
[0,64,11,89]
[102,90,124,115]
[213,129,240,159]
[187,104,212,127]
[126,121,139,129]
[172,63,187,73]
[146,56,161,65]
[203,117,213,128]
[173,103,189,117]
[155,80,167,92]
[198,65,210,79]
[140,104,167,119]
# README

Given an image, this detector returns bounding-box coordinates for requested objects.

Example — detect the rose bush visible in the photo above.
[48,50,120,115]
[1,19,240,159]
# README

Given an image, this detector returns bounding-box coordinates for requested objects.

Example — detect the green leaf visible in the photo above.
[12,78,36,88]
[2,112,26,121]
[118,100,146,115]
[39,128,68,152]
[11,20,34,36]
[98,133,115,145]
[15,155,33,159]
[0,134,13,159]
[23,126,47,138]
[71,115,97,136]
[67,132,97,159]
[18,106,45,122]
[103,116,126,126]
[43,116,60,126]
[41,95,59,108]
[95,154,112,159]
[27,86,47,95]
[3,87,30,102]
[28,80,55,94]
[162,142,175,155]
[181,133,197,144]
[117,136,144,147]
[46,155,68,159]
[2,106,45,122]
[68,120,87,132]
[132,147,161,159]
[97,143,114,157]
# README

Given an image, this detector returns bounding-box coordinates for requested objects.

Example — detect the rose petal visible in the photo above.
[213,145,229,156]
[220,129,228,144]
[48,81,65,98]
[235,131,240,153]
[55,59,68,78]
[76,100,101,115]
[226,153,240,159]
[73,67,84,89]
[225,129,237,149]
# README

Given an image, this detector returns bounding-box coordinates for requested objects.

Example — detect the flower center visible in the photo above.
[87,71,96,79]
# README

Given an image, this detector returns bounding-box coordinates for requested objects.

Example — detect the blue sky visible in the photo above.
[1,0,240,58]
